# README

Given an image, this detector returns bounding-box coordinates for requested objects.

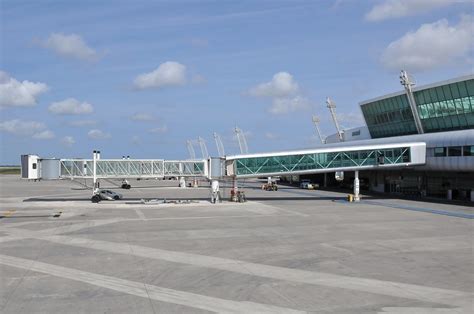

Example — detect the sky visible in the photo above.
[1,0,473,164]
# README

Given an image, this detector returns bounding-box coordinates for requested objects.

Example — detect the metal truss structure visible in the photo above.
[60,159,207,179]
[226,143,426,178]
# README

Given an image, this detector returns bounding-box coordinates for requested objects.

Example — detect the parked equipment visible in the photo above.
[262,182,278,191]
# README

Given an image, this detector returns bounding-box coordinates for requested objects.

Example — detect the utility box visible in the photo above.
[21,154,39,180]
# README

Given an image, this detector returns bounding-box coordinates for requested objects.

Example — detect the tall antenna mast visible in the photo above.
[234,127,249,154]
[326,97,344,142]
[186,140,196,159]
[213,132,225,157]
[198,137,209,159]
[312,115,325,144]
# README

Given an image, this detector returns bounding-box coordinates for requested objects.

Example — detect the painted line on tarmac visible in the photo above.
[0,214,298,243]
[363,200,474,219]
[2,216,472,307]
[0,254,305,314]
[17,232,470,307]
[133,208,147,220]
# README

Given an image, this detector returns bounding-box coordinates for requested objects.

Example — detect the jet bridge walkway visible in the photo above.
[59,159,207,179]
[23,142,426,181]
[226,142,426,178]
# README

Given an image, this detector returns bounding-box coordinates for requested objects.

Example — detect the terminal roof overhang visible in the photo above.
[359,74,474,106]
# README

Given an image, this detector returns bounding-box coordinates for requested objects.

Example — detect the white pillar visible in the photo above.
[179,177,186,188]
[447,189,452,200]
[353,170,360,202]
[92,150,98,195]
[211,180,220,203]
[470,190,474,202]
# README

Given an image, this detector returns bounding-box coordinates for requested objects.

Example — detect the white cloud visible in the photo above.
[248,72,299,98]
[69,119,97,127]
[49,98,94,115]
[269,96,310,115]
[32,130,55,140]
[366,0,456,22]
[130,113,155,121]
[0,71,48,108]
[134,62,187,90]
[149,125,168,133]
[0,119,46,136]
[61,136,75,147]
[88,129,111,140]
[247,72,310,115]
[381,15,474,71]
[40,33,98,61]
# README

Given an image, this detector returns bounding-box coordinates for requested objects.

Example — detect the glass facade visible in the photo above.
[361,78,474,138]
[432,145,473,157]
[434,147,447,157]
[414,79,474,132]
[463,145,473,156]
[361,94,417,138]
[234,147,411,177]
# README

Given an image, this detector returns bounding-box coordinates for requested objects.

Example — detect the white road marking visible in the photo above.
[379,306,468,313]
[0,254,305,314]
[1,217,471,308]
[10,232,469,307]
[0,214,295,232]
[133,208,147,220]
[1,191,88,200]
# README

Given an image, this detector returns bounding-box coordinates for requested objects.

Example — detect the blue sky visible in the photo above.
[1,0,473,164]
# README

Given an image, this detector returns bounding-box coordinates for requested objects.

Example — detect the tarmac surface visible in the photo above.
[0,175,473,313]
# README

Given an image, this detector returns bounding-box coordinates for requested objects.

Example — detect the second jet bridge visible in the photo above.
[225,142,426,178]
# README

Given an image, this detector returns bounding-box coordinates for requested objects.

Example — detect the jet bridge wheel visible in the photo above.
[121,184,131,189]
[91,195,101,203]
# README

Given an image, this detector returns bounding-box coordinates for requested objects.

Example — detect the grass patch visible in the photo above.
[0,167,21,175]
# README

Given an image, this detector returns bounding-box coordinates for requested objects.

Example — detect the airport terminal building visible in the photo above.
[20,73,474,203]
[301,74,474,201]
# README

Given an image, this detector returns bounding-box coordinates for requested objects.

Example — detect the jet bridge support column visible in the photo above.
[231,177,238,202]
[92,150,97,194]
[91,150,102,203]
[211,180,221,203]
[353,170,360,202]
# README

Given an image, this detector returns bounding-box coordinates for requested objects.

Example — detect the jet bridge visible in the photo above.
[225,142,426,178]
[59,159,207,179]
[21,142,426,202]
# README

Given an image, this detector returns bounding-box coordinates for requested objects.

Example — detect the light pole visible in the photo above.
[213,132,225,157]
[312,115,325,144]
[326,97,344,142]
[400,70,424,134]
